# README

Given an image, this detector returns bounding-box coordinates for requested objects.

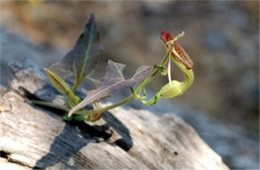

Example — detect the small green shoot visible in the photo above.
[32,14,194,122]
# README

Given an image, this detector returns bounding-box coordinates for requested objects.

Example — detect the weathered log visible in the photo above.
[0,62,229,169]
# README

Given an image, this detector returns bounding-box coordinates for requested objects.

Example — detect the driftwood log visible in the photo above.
[0,61,229,169]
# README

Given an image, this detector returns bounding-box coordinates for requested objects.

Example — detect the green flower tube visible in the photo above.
[160,57,194,98]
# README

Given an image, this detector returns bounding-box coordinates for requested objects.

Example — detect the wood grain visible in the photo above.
[0,62,229,169]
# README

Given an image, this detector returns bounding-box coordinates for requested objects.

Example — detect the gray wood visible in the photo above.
[0,62,229,169]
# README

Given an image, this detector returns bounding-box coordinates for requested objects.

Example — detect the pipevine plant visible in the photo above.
[32,14,194,122]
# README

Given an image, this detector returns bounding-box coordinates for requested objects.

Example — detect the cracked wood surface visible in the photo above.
[0,62,229,169]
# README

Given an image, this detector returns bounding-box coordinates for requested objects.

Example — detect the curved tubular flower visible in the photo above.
[140,31,194,105]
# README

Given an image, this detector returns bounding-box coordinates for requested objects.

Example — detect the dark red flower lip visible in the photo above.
[161,30,174,44]
[160,31,193,70]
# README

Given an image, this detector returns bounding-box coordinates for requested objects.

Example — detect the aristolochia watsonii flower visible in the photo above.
[158,30,194,99]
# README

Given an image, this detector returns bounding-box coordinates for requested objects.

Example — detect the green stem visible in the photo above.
[133,53,169,105]
[71,95,134,120]
[140,92,161,106]
[35,53,169,121]
[73,53,169,116]
[31,96,133,120]
[135,53,169,94]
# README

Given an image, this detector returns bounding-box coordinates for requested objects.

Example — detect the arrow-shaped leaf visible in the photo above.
[68,60,152,117]
[49,13,103,89]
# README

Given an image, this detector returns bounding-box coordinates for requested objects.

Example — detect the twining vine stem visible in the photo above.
[67,53,170,120]
[31,53,169,121]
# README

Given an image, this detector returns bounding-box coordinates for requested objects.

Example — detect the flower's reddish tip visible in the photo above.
[160,30,193,70]
[160,30,173,43]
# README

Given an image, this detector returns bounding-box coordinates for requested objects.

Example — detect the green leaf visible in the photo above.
[49,13,103,90]
[68,60,152,117]
[44,68,80,107]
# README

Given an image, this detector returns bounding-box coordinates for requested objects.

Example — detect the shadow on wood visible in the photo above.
[0,61,229,169]
[12,80,134,168]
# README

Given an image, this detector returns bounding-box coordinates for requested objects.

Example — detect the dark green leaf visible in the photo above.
[49,13,103,86]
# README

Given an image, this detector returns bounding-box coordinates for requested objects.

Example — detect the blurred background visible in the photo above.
[0,0,259,169]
